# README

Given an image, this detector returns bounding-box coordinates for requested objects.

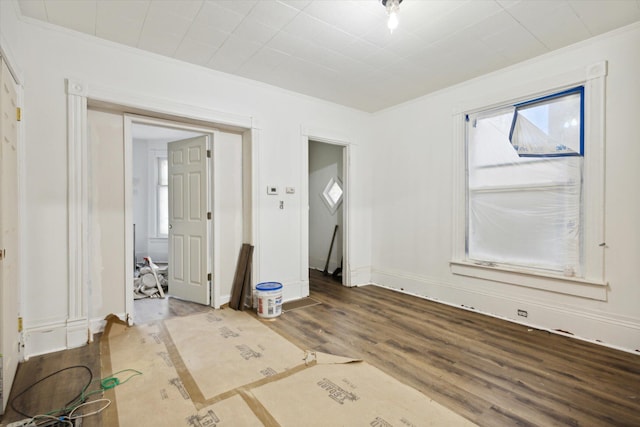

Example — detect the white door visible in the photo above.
[168,135,211,305]
[0,58,20,413]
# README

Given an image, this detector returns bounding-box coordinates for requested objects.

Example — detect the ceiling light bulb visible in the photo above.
[388,10,399,32]
[383,0,402,34]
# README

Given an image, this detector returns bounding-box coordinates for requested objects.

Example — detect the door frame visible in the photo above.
[300,127,353,288]
[0,54,23,413]
[67,79,258,332]
[125,115,215,316]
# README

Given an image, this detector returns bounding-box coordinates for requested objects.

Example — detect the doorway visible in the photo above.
[123,113,247,320]
[131,123,206,303]
[86,106,248,323]
[308,140,345,283]
[107,114,247,326]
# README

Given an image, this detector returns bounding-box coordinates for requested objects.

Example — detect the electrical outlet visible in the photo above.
[517,309,528,318]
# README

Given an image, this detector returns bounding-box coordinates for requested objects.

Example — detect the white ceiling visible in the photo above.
[16,0,640,112]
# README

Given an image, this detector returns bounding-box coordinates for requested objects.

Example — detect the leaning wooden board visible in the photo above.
[229,244,252,310]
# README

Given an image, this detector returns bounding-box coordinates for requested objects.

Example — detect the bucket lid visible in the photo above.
[256,282,282,291]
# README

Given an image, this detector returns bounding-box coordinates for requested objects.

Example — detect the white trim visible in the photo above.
[301,127,354,288]
[88,83,252,130]
[342,144,352,287]
[66,318,90,348]
[451,61,608,298]
[23,321,68,359]
[452,61,604,116]
[65,78,90,347]
[300,134,310,288]
[582,61,607,283]
[371,268,640,353]
[125,116,216,314]
[450,261,607,301]
[348,265,372,287]
[15,62,25,358]
[60,80,256,339]
[451,112,466,262]
[302,126,357,146]
[89,312,126,336]
[0,32,23,85]
[247,128,260,302]
[123,117,134,322]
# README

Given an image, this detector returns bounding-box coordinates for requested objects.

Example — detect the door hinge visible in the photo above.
[207,212,212,220]
[18,317,23,333]
[207,149,211,158]
[0,249,5,260]
[207,273,212,281]
[16,107,21,122]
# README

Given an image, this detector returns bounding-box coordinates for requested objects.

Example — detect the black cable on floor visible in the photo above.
[10,365,93,418]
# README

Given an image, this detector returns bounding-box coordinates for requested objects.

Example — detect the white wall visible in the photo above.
[6,8,372,356]
[371,23,640,352]
[87,109,126,322]
[6,0,637,354]
[308,141,343,272]
[214,131,244,303]
[0,2,21,75]
[132,138,149,261]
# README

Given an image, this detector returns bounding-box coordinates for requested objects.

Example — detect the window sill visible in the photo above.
[450,261,607,301]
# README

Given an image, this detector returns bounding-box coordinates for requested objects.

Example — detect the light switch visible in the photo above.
[286,187,295,194]
[267,186,278,195]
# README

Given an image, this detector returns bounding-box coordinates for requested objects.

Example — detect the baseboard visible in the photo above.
[66,317,89,349]
[23,320,69,359]
[23,317,96,358]
[218,294,231,308]
[90,312,127,337]
[348,265,372,287]
[280,279,309,303]
[371,268,640,354]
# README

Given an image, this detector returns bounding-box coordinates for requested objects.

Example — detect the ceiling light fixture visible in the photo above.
[382,0,402,33]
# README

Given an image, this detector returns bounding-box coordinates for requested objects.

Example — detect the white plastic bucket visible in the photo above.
[256,282,283,318]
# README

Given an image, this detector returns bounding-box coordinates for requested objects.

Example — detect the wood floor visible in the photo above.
[0,338,103,426]
[267,270,640,426]
[2,272,639,426]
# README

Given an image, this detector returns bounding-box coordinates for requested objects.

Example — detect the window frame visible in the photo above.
[148,148,168,239]
[450,62,607,300]
[465,86,584,275]
[509,86,585,157]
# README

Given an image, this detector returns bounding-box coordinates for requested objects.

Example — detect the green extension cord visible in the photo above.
[100,369,142,390]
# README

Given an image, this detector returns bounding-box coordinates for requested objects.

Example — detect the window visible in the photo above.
[155,156,169,237]
[451,62,607,299]
[466,87,584,276]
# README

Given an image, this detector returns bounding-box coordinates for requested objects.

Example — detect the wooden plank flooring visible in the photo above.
[263,270,640,427]
[132,294,211,325]
[2,273,639,426]
[0,296,210,426]
[1,338,103,426]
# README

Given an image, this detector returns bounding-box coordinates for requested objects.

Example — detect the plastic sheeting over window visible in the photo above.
[466,87,584,275]
[509,87,584,157]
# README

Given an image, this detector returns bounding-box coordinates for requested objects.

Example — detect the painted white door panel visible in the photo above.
[168,135,210,305]
[0,58,20,413]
